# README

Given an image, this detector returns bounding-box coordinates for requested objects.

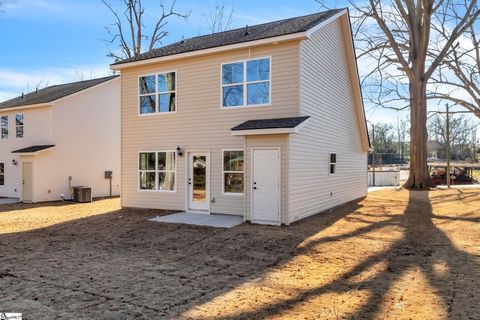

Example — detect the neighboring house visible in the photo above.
[0,76,120,203]
[111,8,370,225]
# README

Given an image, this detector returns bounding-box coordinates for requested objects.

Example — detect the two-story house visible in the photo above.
[0,76,120,203]
[111,9,370,225]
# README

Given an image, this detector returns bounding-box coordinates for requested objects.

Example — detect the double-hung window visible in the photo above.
[1,116,8,139]
[16,113,24,138]
[223,150,244,194]
[0,163,4,186]
[139,152,176,191]
[222,57,270,108]
[139,72,176,115]
[330,153,337,175]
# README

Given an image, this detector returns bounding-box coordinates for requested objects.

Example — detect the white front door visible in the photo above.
[188,152,209,212]
[252,148,280,224]
[22,162,33,203]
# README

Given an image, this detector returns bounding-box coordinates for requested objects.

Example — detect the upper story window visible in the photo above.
[1,116,8,139]
[139,72,176,115]
[16,113,24,139]
[0,163,4,186]
[222,57,271,108]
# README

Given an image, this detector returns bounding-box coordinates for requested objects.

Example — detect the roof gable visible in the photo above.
[0,76,119,110]
[112,9,345,67]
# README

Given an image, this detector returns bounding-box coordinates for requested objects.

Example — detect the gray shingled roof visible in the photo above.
[112,9,344,66]
[0,76,119,109]
[12,145,55,153]
[232,116,310,131]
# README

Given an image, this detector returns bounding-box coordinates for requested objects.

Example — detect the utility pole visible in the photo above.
[473,132,477,162]
[367,120,376,186]
[446,104,451,189]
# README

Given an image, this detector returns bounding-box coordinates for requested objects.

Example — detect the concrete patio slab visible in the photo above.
[149,212,243,228]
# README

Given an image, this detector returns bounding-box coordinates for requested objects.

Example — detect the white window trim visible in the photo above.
[0,162,4,187]
[138,70,177,116]
[222,149,245,196]
[220,56,272,109]
[138,151,177,193]
[329,152,337,176]
[16,113,24,139]
[1,115,8,140]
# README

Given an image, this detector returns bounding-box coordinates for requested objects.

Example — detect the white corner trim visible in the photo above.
[306,9,348,37]
[111,33,308,70]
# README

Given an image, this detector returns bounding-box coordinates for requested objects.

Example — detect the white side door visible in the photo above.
[22,162,33,203]
[187,152,209,212]
[252,149,280,224]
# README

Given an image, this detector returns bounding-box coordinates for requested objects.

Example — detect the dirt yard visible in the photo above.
[0,189,479,319]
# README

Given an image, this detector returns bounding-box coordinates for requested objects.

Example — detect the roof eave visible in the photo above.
[305,8,348,37]
[110,32,308,70]
[0,76,119,112]
[0,102,53,112]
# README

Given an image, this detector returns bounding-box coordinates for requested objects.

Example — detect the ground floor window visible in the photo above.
[223,150,244,194]
[0,163,4,186]
[330,153,337,175]
[139,151,176,191]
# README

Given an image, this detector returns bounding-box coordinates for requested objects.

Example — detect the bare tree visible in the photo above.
[25,80,49,93]
[428,112,478,160]
[100,0,189,60]
[428,7,480,118]
[317,0,480,189]
[395,116,410,161]
[204,1,234,34]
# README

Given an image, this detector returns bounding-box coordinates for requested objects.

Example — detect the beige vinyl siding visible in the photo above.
[288,17,367,223]
[245,134,289,224]
[121,41,300,214]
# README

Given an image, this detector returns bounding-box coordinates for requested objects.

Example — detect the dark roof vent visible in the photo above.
[244,25,250,36]
[21,93,24,99]
[35,88,38,93]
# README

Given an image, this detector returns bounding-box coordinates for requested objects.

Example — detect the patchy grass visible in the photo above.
[0,190,479,319]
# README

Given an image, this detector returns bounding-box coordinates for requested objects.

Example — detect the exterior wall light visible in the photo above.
[12,159,18,166]
[176,146,183,157]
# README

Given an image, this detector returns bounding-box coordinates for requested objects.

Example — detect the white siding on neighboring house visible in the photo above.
[32,79,121,202]
[0,106,53,198]
[120,42,300,214]
[0,78,120,202]
[288,17,368,223]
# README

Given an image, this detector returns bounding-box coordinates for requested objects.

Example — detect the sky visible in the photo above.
[0,0,461,127]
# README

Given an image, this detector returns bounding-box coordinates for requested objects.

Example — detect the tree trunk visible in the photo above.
[405,75,432,189]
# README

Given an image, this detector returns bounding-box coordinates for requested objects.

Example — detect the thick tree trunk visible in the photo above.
[405,75,432,190]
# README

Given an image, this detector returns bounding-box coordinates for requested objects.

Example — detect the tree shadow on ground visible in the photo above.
[0,198,362,319]
[0,192,478,319]
[197,190,480,319]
